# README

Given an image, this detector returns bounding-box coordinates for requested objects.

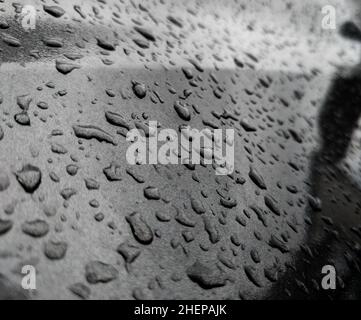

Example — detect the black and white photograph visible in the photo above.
[0,0,360,308]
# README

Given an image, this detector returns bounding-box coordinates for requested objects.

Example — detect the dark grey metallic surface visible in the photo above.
[0,0,360,300]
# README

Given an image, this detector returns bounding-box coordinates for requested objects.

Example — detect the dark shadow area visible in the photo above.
[267,24,361,299]
[0,274,27,300]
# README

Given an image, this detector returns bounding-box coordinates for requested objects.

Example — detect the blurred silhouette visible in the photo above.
[266,21,361,300]
[317,24,361,166]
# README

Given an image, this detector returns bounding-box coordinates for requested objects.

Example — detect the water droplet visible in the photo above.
[126,212,153,244]
[187,260,227,289]
[21,219,49,237]
[132,82,147,99]
[244,265,262,287]
[96,38,116,51]
[103,162,122,181]
[56,59,81,75]
[144,186,160,200]
[60,188,77,200]
[105,111,130,130]
[68,283,91,299]
[43,5,65,18]
[84,178,100,190]
[73,124,117,145]
[15,164,42,193]
[117,242,141,264]
[0,219,13,235]
[44,240,68,260]
[134,26,156,42]
[85,261,118,284]
[2,34,21,47]
[269,235,289,253]
[174,101,191,121]
[249,166,267,190]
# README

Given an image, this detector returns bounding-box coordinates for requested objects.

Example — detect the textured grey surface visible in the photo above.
[0,0,361,300]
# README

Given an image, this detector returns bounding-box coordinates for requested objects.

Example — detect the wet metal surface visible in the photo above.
[0,0,361,300]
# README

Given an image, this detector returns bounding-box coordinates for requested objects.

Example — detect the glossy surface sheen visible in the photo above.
[0,0,361,299]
